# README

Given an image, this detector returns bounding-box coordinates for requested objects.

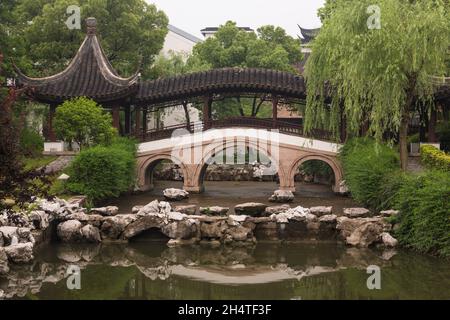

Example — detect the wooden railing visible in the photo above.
[138,117,334,142]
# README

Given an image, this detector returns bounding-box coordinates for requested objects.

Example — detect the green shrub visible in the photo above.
[300,160,334,181]
[54,97,117,149]
[394,170,450,257]
[420,145,450,171]
[20,128,44,157]
[66,140,136,202]
[340,137,400,210]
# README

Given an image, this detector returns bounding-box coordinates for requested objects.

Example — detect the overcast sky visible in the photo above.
[146,0,325,38]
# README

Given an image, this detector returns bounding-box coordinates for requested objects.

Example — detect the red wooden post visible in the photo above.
[203,96,212,130]
[142,107,148,139]
[135,106,142,138]
[272,97,278,128]
[48,104,57,142]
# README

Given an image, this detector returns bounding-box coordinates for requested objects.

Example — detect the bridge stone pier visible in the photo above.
[136,128,344,194]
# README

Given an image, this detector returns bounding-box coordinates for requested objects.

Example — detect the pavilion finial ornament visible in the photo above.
[86,17,97,35]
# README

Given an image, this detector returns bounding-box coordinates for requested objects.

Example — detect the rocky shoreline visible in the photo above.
[0,188,399,275]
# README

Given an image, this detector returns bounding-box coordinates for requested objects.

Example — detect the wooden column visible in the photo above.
[124,106,131,135]
[272,97,278,128]
[48,104,57,142]
[135,106,142,138]
[142,107,148,139]
[112,105,120,132]
[203,96,212,130]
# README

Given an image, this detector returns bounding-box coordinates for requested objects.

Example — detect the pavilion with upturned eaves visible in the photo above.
[14,17,141,143]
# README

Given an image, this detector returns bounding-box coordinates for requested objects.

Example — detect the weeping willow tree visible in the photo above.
[305,0,450,169]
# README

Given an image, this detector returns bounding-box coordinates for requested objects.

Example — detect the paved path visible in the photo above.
[42,156,74,175]
[407,156,423,173]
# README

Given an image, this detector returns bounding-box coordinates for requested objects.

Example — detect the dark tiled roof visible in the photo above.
[298,26,320,44]
[135,68,306,105]
[14,18,139,104]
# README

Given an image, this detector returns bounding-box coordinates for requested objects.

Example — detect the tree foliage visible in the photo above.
[306,0,450,168]
[340,137,400,210]
[3,0,168,79]
[189,21,302,72]
[54,97,116,149]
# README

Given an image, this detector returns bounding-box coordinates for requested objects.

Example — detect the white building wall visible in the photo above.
[162,30,197,56]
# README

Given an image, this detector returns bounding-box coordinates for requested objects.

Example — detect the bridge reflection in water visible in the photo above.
[7,242,448,300]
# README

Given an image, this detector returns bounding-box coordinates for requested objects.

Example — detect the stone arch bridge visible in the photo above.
[136,126,344,194]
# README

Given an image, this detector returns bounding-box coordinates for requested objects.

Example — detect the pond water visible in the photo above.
[109,181,360,215]
[2,242,449,300]
[2,182,448,300]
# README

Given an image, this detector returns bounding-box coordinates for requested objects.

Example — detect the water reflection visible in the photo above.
[2,242,449,300]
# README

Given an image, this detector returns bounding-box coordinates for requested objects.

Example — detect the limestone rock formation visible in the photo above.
[234,203,268,217]
[268,190,294,203]
[163,188,189,201]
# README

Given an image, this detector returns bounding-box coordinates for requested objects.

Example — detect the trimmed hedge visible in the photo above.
[340,138,400,211]
[66,138,137,202]
[420,145,450,171]
[395,170,450,257]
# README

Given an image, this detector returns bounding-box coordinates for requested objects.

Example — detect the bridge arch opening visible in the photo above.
[139,155,186,192]
[290,155,343,194]
[195,142,279,195]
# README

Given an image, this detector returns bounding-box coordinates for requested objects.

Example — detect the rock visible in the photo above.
[57,220,82,242]
[337,216,391,240]
[265,205,291,215]
[0,231,3,247]
[101,214,137,240]
[380,210,399,217]
[337,180,350,195]
[163,188,189,201]
[167,212,186,221]
[29,210,49,230]
[343,208,371,218]
[86,214,104,228]
[132,205,144,214]
[310,206,333,217]
[123,216,164,239]
[200,221,227,239]
[319,214,337,224]
[137,200,159,216]
[80,225,101,243]
[67,196,87,208]
[273,206,315,223]
[161,220,198,240]
[91,206,119,216]
[0,248,9,274]
[234,203,268,217]
[38,199,61,213]
[226,225,252,241]
[4,242,34,263]
[174,205,197,215]
[346,223,383,247]
[269,190,294,203]
[199,206,229,216]
[228,215,249,224]
[381,232,398,247]
[65,211,90,222]
[0,226,33,245]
